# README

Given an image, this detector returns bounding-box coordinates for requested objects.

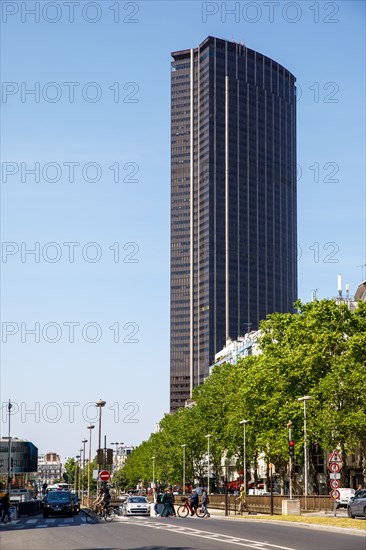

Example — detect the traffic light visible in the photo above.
[289,440,295,457]
[106,448,113,465]
[97,448,104,465]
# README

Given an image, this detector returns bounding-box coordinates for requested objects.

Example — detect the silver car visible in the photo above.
[347,489,366,519]
[122,496,150,516]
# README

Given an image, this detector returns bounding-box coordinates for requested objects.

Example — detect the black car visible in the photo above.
[43,490,74,518]
[71,493,80,514]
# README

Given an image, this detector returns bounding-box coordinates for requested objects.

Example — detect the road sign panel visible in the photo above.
[330,479,340,489]
[329,472,341,479]
[330,449,342,463]
[329,462,340,473]
[330,489,340,500]
[99,470,110,481]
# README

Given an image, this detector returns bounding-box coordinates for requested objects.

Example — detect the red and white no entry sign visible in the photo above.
[99,470,110,481]
[330,479,340,490]
[329,462,340,473]
[330,489,340,500]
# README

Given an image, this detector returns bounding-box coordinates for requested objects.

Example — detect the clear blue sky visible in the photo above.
[1,1,365,461]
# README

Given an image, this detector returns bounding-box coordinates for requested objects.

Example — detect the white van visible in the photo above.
[336,488,355,508]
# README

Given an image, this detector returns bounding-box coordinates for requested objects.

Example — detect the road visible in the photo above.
[0,512,364,550]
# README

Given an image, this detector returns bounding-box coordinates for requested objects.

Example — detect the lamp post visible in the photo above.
[75,455,81,493]
[239,420,249,495]
[205,434,211,493]
[7,400,13,492]
[287,420,293,499]
[95,399,106,454]
[298,396,312,504]
[87,424,95,501]
[152,456,156,489]
[181,444,186,494]
[81,439,87,504]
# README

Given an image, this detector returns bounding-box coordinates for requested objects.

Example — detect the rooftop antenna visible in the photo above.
[345,283,350,298]
[337,274,342,297]
[311,289,318,302]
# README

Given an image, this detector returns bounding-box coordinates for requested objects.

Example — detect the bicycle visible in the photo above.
[85,504,115,523]
[177,498,205,518]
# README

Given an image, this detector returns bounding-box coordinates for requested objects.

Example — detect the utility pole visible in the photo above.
[287,420,293,499]
[7,400,13,492]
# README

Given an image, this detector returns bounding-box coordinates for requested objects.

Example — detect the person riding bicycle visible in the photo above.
[102,488,111,511]
[94,489,105,515]
[189,490,199,515]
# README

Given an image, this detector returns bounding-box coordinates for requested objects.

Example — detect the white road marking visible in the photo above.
[25,519,38,524]
[114,517,298,550]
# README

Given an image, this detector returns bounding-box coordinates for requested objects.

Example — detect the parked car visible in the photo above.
[336,488,355,509]
[43,490,74,518]
[347,490,366,519]
[121,496,150,517]
[71,493,80,514]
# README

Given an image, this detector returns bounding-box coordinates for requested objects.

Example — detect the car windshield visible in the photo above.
[47,492,70,502]
[128,497,146,503]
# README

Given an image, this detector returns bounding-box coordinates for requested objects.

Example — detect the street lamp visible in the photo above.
[152,456,156,488]
[7,400,13,492]
[75,455,81,493]
[205,434,211,493]
[87,424,95,501]
[81,439,87,504]
[181,444,186,494]
[240,420,250,495]
[298,396,312,501]
[95,399,106,455]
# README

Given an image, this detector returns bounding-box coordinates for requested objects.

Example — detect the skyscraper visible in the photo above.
[170,37,297,411]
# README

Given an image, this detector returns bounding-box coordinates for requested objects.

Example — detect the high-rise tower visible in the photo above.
[170,37,297,411]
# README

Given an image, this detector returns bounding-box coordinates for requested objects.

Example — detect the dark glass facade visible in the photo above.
[170,37,297,411]
[0,438,38,474]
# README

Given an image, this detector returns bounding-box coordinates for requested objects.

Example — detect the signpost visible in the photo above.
[329,449,342,517]
[99,470,110,482]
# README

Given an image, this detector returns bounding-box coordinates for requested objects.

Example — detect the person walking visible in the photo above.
[201,489,210,518]
[153,488,161,517]
[236,486,247,514]
[1,492,11,524]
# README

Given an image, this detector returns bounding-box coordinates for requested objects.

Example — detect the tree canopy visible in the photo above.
[121,300,366,489]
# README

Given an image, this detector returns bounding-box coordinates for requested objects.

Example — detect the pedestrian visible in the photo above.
[190,490,199,515]
[236,486,247,514]
[153,488,161,517]
[161,488,176,517]
[201,489,210,518]
[1,492,11,524]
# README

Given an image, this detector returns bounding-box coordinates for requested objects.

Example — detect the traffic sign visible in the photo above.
[329,472,341,480]
[329,449,342,463]
[329,462,340,473]
[99,470,110,481]
[330,479,340,489]
[330,489,340,500]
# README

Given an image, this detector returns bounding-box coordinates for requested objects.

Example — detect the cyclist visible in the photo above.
[102,488,111,513]
[94,489,105,515]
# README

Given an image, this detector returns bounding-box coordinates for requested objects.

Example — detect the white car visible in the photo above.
[336,488,355,509]
[122,496,150,516]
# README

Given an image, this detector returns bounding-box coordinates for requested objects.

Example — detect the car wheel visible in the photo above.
[347,507,355,519]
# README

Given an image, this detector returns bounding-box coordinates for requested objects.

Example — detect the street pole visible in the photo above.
[287,421,293,499]
[269,463,274,515]
[205,434,211,493]
[240,420,249,495]
[87,424,95,501]
[298,396,312,509]
[152,456,155,489]
[78,449,83,498]
[181,445,186,494]
[95,399,106,492]
[82,439,87,504]
[7,400,12,492]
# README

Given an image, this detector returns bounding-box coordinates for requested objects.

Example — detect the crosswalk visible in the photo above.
[0,515,87,530]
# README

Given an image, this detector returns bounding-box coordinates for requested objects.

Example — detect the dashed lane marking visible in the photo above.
[113,517,298,550]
